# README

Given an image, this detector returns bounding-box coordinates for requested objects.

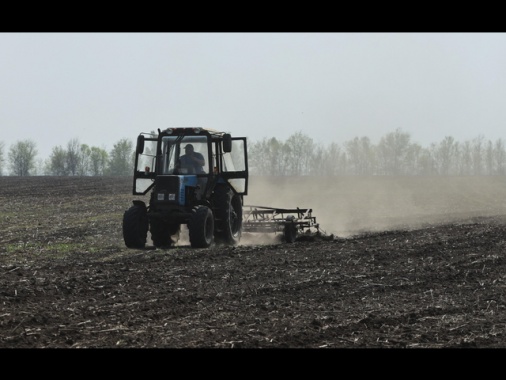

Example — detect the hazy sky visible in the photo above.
[1,33,506,160]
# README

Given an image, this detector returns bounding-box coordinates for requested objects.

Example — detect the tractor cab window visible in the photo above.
[136,138,157,173]
[221,138,248,194]
[161,136,209,175]
[135,136,158,194]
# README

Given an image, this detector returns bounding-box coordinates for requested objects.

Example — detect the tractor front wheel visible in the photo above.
[189,206,214,248]
[123,204,148,248]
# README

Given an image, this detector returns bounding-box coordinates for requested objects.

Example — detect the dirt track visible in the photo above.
[1,175,506,348]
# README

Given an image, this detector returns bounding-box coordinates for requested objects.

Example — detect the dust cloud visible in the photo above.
[245,175,506,238]
[166,175,506,246]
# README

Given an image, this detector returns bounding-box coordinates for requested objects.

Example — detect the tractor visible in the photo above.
[122,127,248,249]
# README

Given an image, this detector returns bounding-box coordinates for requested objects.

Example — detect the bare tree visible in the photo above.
[66,138,81,176]
[248,138,270,175]
[249,137,286,176]
[458,141,472,175]
[376,129,412,175]
[77,144,91,176]
[8,140,38,176]
[344,137,361,175]
[107,138,134,176]
[345,136,375,175]
[434,136,459,175]
[327,142,347,175]
[494,139,506,175]
[469,136,484,175]
[89,146,109,176]
[485,140,494,175]
[0,141,4,175]
[48,146,68,176]
[417,144,437,175]
[310,144,326,176]
[404,143,422,175]
[284,132,315,175]
[247,131,506,178]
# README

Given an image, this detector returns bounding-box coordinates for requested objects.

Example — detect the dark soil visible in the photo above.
[1,176,506,348]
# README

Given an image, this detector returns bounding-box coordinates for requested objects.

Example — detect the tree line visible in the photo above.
[249,129,506,176]
[0,138,133,176]
[1,129,506,176]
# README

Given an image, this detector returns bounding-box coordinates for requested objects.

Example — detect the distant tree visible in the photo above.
[32,158,47,176]
[494,139,506,175]
[40,158,53,175]
[89,146,108,176]
[310,141,347,176]
[248,131,506,177]
[249,137,286,176]
[345,136,375,175]
[284,132,315,176]
[434,136,459,175]
[376,129,412,175]
[310,144,326,175]
[345,137,361,175]
[246,140,262,175]
[458,141,472,175]
[476,138,506,176]
[326,142,347,175]
[404,143,422,175]
[76,144,91,176]
[48,146,68,176]
[66,138,81,176]
[107,138,134,176]
[485,140,494,175]
[8,140,38,176]
[0,141,4,175]
[47,140,109,176]
[471,136,484,175]
[417,144,437,175]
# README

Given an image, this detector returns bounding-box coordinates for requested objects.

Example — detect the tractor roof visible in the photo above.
[160,127,230,139]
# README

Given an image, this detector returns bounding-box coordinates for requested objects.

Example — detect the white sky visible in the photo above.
[1,32,506,160]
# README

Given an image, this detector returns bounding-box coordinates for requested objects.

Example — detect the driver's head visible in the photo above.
[184,144,194,154]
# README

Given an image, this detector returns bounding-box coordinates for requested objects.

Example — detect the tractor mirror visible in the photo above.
[136,135,145,154]
[223,134,232,153]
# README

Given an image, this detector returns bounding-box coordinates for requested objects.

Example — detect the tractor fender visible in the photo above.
[132,200,147,209]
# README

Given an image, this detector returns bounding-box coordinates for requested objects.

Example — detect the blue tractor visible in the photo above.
[123,127,248,249]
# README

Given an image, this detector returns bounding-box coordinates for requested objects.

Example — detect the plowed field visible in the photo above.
[2,175,506,348]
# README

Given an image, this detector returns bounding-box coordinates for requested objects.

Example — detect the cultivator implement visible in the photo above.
[242,205,321,243]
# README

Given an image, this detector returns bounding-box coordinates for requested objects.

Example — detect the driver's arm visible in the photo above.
[193,153,205,166]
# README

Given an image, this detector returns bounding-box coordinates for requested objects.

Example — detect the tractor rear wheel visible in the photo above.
[189,206,214,248]
[123,204,148,248]
[213,184,242,245]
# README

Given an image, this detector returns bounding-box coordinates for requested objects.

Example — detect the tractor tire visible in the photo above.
[283,219,297,243]
[123,204,148,248]
[151,221,181,248]
[213,184,242,245]
[189,206,214,248]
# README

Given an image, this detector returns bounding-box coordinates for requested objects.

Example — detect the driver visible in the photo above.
[177,144,205,174]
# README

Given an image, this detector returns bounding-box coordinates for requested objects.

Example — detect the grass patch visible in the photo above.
[2,241,98,260]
